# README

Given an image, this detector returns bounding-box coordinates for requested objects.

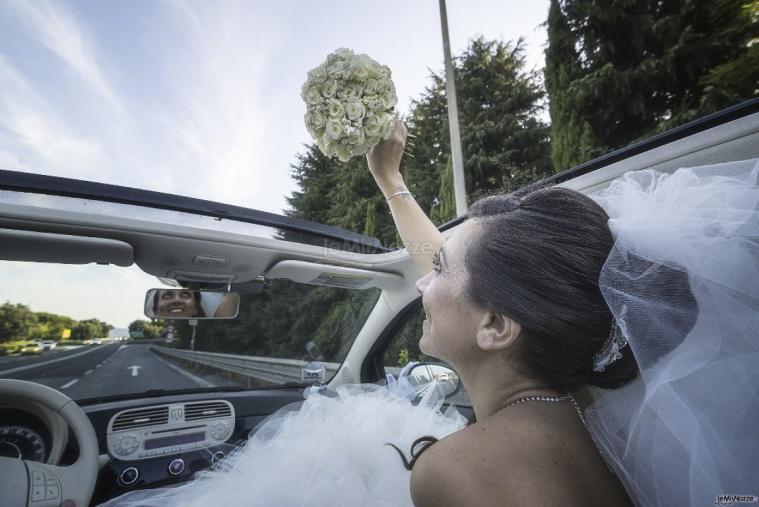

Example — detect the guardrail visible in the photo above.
[151,346,472,407]
[152,346,341,385]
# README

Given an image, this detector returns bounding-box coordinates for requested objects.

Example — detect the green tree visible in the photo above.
[72,318,112,341]
[545,0,759,170]
[363,200,378,238]
[28,312,77,341]
[405,37,551,220]
[0,302,36,342]
[430,157,455,224]
[128,320,165,340]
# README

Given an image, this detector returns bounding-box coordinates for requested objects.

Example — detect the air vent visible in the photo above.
[184,401,232,421]
[112,406,169,431]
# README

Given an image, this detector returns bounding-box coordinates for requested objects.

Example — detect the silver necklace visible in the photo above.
[504,394,611,471]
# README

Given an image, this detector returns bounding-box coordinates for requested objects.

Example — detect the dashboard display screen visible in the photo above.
[144,431,205,450]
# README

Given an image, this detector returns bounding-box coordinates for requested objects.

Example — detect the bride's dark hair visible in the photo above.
[466,187,638,390]
[389,185,697,470]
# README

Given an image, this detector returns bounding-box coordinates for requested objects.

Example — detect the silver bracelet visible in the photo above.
[386,190,412,202]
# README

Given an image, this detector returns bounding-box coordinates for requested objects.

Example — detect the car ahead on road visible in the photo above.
[0,100,756,506]
[18,340,44,355]
[40,340,57,351]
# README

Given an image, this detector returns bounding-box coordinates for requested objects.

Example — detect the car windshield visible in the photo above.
[0,194,382,401]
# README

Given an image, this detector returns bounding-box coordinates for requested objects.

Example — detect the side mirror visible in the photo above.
[144,289,240,320]
[402,363,460,398]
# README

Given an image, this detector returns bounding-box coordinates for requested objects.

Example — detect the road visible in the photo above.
[0,344,215,400]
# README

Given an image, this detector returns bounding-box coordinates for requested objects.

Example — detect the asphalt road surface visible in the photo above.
[0,344,213,400]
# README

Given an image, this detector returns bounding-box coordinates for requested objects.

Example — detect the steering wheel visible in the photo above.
[0,379,98,507]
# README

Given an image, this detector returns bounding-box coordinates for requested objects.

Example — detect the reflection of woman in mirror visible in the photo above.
[153,290,206,318]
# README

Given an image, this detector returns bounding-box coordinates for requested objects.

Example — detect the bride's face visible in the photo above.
[415,220,486,364]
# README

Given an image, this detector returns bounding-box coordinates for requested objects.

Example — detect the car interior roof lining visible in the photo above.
[0,228,134,267]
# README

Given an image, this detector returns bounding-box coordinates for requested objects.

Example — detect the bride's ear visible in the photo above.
[476,311,522,351]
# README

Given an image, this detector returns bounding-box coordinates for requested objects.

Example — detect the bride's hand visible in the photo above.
[366,119,408,194]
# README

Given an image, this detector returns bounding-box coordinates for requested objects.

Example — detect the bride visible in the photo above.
[104,121,758,506]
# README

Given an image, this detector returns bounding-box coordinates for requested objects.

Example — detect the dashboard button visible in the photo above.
[119,466,140,487]
[31,486,44,502]
[31,471,44,486]
[45,486,59,500]
[168,458,185,476]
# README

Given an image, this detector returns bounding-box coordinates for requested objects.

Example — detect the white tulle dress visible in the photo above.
[100,380,466,507]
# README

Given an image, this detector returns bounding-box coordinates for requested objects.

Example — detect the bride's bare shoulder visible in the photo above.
[410,414,622,507]
[409,421,546,506]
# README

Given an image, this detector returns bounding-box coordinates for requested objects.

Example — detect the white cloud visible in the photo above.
[0,55,106,177]
[6,0,124,114]
[138,0,296,213]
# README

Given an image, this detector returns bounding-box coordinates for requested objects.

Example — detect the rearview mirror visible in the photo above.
[144,289,240,319]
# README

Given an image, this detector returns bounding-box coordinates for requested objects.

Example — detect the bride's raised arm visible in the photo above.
[366,119,446,277]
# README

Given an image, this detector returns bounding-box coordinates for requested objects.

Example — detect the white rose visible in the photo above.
[307,65,327,82]
[335,143,352,162]
[379,80,396,99]
[364,78,379,95]
[378,65,391,79]
[366,61,382,79]
[362,95,379,111]
[327,60,347,79]
[327,99,345,119]
[345,97,366,121]
[321,79,338,98]
[365,134,381,147]
[379,113,394,139]
[364,116,381,138]
[334,48,354,59]
[305,86,322,105]
[346,83,362,98]
[325,119,343,140]
[319,134,336,155]
[346,128,361,145]
[381,91,398,109]
[308,110,325,128]
[351,63,369,81]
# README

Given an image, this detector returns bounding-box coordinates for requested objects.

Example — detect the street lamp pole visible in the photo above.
[438,0,467,217]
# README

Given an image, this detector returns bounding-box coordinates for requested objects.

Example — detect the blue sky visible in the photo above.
[0,0,550,327]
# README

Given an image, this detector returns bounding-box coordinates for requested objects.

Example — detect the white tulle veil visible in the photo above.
[585,158,759,506]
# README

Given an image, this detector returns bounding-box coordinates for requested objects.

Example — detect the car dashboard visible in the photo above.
[2,388,306,505]
[85,389,306,504]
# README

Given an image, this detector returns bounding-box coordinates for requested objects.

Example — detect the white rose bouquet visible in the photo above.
[301,48,398,162]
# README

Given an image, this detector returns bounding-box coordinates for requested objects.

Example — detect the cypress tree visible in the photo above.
[363,200,377,238]
[430,156,455,225]
[545,0,759,170]
[406,37,552,211]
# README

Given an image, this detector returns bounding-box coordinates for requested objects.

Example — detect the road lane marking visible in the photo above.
[60,379,79,389]
[150,351,215,388]
[84,369,93,375]
[0,345,112,376]
[127,365,142,376]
